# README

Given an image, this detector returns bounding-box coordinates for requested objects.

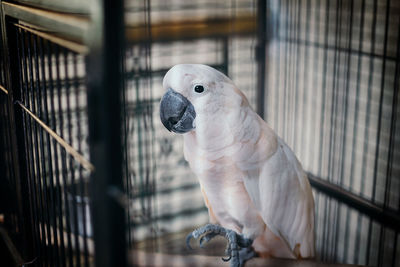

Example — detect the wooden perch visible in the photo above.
[129,250,364,267]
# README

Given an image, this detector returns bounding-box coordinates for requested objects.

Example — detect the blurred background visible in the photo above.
[0,0,399,267]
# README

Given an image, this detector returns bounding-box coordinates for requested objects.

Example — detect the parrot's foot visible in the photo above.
[237,247,256,266]
[186,224,254,267]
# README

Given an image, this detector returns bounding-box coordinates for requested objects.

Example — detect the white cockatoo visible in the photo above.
[159,64,315,266]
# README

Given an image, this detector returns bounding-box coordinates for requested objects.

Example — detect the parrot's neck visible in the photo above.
[186,106,261,154]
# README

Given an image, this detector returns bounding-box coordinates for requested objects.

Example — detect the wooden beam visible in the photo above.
[2,2,89,42]
[3,2,256,45]
[126,15,257,43]
[10,0,89,14]
[14,23,88,54]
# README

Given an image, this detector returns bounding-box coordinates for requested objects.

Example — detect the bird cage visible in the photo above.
[0,0,399,267]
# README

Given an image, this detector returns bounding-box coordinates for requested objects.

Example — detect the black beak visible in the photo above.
[160,88,196,134]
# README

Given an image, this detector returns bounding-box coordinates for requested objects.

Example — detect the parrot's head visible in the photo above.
[160,64,244,134]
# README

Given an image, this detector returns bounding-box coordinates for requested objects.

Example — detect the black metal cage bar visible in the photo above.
[86,0,127,267]
[0,3,94,266]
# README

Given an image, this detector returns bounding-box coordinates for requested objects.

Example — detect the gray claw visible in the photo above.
[199,232,218,248]
[222,255,232,262]
[186,232,194,250]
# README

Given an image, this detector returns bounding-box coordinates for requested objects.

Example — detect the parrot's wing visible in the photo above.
[241,123,315,258]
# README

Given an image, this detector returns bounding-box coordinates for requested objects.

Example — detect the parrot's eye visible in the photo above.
[194,85,205,93]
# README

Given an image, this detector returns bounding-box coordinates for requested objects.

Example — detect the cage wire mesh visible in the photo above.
[264,0,400,265]
[2,24,93,267]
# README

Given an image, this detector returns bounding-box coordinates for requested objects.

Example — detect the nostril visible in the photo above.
[168,116,180,126]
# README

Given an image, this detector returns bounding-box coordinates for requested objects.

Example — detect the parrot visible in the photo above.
[159,64,315,266]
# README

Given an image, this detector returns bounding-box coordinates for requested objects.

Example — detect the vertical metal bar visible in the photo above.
[373,1,391,266]
[222,37,229,75]
[301,0,311,163]
[72,53,89,267]
[121,48,132,248]
[288,0,294,147]
[372,0,391,203]
[24,98,42,265]
[287,0,293,144]
[33,33,54,267]
[338,0,353,262]
[364,1,377,263]
[285,0,297,140]
[47,41,67,267]
[381,4,400,267]
[21,29,44,266]
[333,4,354,262]
[338,0,353,187]
[289,0,296,148]
[292,0,301,152]
[274,0,281,134]
[38,36,60,267]
[54,43,74,267]
[11,24,36,262]
[86,0,127,266]
[27,30,50,267]
[388,13,400,267]
[256,0,266,118]
[350,0,366,263]
[327,0,341,186]
[309,0,320,171]
[319,0,331,261]
[63,47,82,267]
[318,0,330,177]
[143,0,156,244]
[282,0,290,140]
[134,55,144,218]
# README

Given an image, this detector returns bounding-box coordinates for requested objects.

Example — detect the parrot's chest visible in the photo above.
[183,133,258,228]
[196,164,256,227]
